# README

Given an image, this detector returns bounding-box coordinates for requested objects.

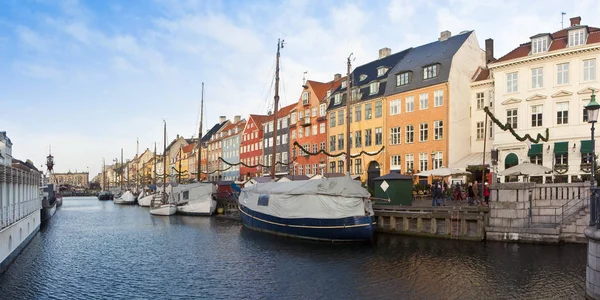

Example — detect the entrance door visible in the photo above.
[367,161,381,191]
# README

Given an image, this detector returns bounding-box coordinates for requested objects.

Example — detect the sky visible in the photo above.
[1,0,600,178]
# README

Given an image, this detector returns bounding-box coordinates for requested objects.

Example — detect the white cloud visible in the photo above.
[388,0,416,23]
[14,62,62,79]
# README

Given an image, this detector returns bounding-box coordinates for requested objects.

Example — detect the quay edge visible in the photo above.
[0,212,40,274]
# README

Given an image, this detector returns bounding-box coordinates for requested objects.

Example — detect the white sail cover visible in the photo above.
[240,176,370,219]
[170,182,215,204]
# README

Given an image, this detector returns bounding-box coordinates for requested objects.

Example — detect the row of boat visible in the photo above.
[41,183,63,225]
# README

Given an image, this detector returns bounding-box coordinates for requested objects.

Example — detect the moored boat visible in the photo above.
[40,184,57,224]
[174,182,217,216]
[55,192,63,207]
[150,202,176,216]
[98,191,113,200]
[114,190,136,205]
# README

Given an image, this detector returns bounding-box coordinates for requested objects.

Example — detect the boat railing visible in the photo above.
[0,197,43,231]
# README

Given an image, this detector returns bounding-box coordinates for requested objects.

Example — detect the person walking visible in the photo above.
[467,183,475,206]
[484,182,490,206]
[473,180,479,205]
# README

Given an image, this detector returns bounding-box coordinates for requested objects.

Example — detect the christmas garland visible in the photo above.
[484,107,549,143]
[218,156,297,168]
[292,141,385,158]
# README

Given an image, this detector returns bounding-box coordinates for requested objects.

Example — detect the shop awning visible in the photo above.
[554,142,568,154]
[581,140,593,154]
[527,144,543,156]
[505,153,519,168]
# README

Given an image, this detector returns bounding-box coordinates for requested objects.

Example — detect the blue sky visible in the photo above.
[1,0,599,177]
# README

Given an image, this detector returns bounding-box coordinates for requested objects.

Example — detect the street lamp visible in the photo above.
[585,91,600,227]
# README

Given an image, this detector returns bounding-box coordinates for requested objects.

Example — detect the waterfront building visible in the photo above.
[206,117,231,182]
[174,144,193,182]
[326,47,411,187]
[488,16,600,183]
[221,116,246,181]
[199,119,229,181]
[166,135,195,182]
[50,171,89,189]
[187,144,198,181]
[262,103,295,177]
[240,114,269,179]
[384,31,485,185]
[0,131,42,273]
[136,148,154,185]
[290,76,344,177]
[155,155,165,183]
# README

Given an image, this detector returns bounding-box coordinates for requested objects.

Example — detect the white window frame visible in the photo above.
[531,37,548,54]
[557,102,569,125]
[419,153,428,172]
[507,72,518,93]
[531,67,543,89]
[397,72,410,86]
[390,127,401,145]
[433,120,443,140]
[423,65,438,80]
[476,121,484,140]
[419,93,428,110]
[390,99,400,115]
[406,96,414,112]
[319,103,326,116]
[476,92,484,110]
[302,92,309,104]
[584,59,597,82]
[557,63,569,85]
[390,155,401,170]
[334,94,341,104]
[434,90,443,107]
[406,125,414,143]
[531,105,543,127]
[405,154,414,173]
[369,82,379,94]
[507,108,518,129]
[433,152,443,169]
[419,123,428,142]
[319,123,325,134]
[568,29,586,47]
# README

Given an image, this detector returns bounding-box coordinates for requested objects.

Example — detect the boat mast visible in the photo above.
[102,158,106,191]
[136,138,139,192]
[345,54,353,176]
[197,82,204,182]
[120,148,123,190]
[153,142,157,185]
[163,120,167,203]
[271,38,284,180]
[178,146,182,184]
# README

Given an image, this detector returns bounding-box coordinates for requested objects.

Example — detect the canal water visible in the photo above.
[0,197,587,299]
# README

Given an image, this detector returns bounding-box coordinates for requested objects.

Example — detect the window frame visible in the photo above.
[423,64,438,80]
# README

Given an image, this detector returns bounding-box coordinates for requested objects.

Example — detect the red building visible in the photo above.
[240,114,269,179]
[289,75,344,176]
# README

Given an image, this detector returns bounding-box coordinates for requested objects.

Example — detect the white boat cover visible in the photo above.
[170,183,216,204]
[240,176,370,219]
[117,191,136,202]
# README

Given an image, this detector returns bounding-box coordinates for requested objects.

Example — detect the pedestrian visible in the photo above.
[473,180,479,205]
[431,182,437,207]
[454,183,463,201]
[484,182,490,206]
[467,183,474,206]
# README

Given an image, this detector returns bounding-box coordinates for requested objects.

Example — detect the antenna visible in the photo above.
[561,12,566,29]
[302,70,308,87]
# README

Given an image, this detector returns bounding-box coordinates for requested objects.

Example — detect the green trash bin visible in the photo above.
[373,172,413,206]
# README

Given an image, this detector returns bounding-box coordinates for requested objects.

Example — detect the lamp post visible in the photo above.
[586,91,600,227]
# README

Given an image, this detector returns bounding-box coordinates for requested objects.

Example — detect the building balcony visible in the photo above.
[301,118,311,127]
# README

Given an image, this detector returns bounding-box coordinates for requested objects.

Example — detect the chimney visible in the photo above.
[219,116,226,124]
[378,47,391,59]
[176,134,179,139]
[485,38,495,64]
[234,115,241,123]
[334,73,342,81]
[570,16,581,27]
[439,30,451,41]
[267,111,272,116]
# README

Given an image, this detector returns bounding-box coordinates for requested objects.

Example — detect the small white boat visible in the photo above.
[172,183,217,216]
[114,191,136,205]
[150,203,176,216]
[138,194,154,207]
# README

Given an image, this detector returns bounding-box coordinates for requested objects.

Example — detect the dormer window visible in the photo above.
[569,29,586,47]
[302,92,309,105]
[423,64,438,80]
[341,80,347,89]
[396,72,410,86]
[326,90,332,97]
[377,67,387,77]
[369,82,379,94]
[531,36,548,54]
[359,74,367,81]
[334,93,341,105]
[351,88,359,100]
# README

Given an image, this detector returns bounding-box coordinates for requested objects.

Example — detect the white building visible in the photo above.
[488,16,600,183]
[0,131,13,166]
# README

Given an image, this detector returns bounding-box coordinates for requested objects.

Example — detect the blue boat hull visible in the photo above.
[239,204,374,242]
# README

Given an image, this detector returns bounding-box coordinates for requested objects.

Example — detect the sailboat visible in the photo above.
[99,158,114,200]
[138,143,158,207]
[175,82,218,216]
[238,40,375,242]
[150,120,176,216]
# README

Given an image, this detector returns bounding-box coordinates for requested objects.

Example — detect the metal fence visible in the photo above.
[0,198,42,230]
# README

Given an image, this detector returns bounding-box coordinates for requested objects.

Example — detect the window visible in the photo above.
[476,122,484,140]
[349,107,352,123]
[423,65,438,79]
[351,88,358,100]
[337,134,344,150]
[489,120,494,138]
[531,67,543,89]
[531,37,548,54]
[329,136,336,151]
[406,154,414,173]
[507,72,518,93]
[312,107,317,118]
[341,80,347,89]
[355,158,362,174]
[531,105,543,127]
[390,155,401,170]
[584,59,596,82]
[329,112,336,128]
[338,161,344,173]
[298,127,303,138]
[305,109,310,118]
[329,162,335,173]
[370,82,379,94]
[365,103,372,119]
[298,165,303,175]
[434,90,443,107]
[569,29,585,47]
[334,94,341,104]
[406,96,414,112]
[313,164,318,175]
[349,132,353,148]
[419,123,428,142]
[365,129,372,146]
[375,127,382,145]
[555,153,568,165]
[584,100,590,122]
[476,92,484,110]
[282,152,288,163]
[312,124,317,136]
[433,152,443,169]
[320,142,325,151]
[406,125,414,143]
[355,130,362,148]
[390,100,400,115]
[319,103,326,116]
[355,104,362,122]
[375,101,382,117]
[397,72,410,86]
[312,144,317,154]
[530,153,543,165]
[377,68,386,77]
[319,123,325,134]
[557,63,569,85]
[434,120,443,140]
[419,153,428,171]
[419,93,428,110]
[327,90,331,98]
[282,134,288,144]
[557,102,569,125]
[338,110,344,125]
[507,109,518,129]
[305,127,310,137]
[390,127,401,145]
[583,152,593,165]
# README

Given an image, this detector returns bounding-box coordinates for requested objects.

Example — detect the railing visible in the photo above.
[0,197,42,231]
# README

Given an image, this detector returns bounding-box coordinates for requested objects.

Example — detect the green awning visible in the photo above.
[528,144,543,156]
[581,140,593,153]
[554,142,569,154]
[505,153,519,169]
